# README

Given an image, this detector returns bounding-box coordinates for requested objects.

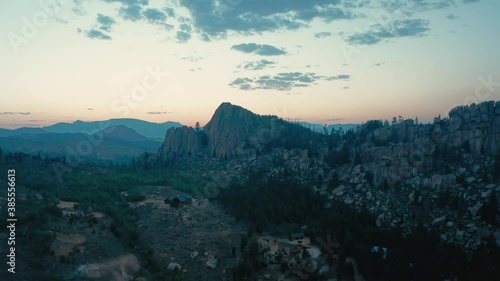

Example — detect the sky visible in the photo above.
[0,0,499,129]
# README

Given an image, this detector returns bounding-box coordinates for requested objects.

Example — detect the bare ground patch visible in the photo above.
[51,232,87,257]
[58,200,78,209]
[77,253,140,281]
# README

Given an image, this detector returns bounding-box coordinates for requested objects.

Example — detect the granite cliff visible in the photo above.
[158,102,317,161]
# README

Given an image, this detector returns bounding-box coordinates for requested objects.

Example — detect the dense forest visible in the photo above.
[218,172,500,281]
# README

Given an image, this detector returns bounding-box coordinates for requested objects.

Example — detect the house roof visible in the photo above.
[168,194,193,203]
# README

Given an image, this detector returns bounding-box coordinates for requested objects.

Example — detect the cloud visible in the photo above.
[72,0,475,44]
[0,112,31,115]
[372,61,386,67]
[446,13,459,20]
[176,31,191,42]
[346,19,430,45]
[79,14,115,40]
[181,56,203,62]
[381,0,456,14]
[230,72,350,91]
[85,29,112,40]
[325,74,351,80]
[237,59,276,71]
[142,8,167,23]
[231,43,287,56]
[80,0,175,36]
[314,32,332,38]
[119,4,143,21]
[175,23,193,42]
[96,14,116,32]
[181,55,203,62]
[179,0,359,38]
[72,0,87,16]
[54,17,69,24]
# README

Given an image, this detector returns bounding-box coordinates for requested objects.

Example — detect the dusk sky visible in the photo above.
[1,0,498,129]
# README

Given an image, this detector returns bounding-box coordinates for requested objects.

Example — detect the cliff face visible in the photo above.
[354,101,500,189]
[159,102,288,159]
[157,126,201,158]
[445,101,500,155]
[203,102,286,158]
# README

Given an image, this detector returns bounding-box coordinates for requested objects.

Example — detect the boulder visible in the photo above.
[332,185,346,196]
[206,256,218,269]
[432,216,446,225]
[167,263,182,271]
[468,203,483,217]
[190,251,199,259]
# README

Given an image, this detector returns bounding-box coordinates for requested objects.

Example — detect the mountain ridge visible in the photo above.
[42,118,182,139]
[158,102,321,160]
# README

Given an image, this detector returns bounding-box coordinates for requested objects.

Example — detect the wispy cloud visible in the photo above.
[237,59,276,71]
[231,43,287,56]
[0,112,31,115]
[85,29,112,40]
[230,72,350,91]
[180,0,359,39]
[80,13,116,40]
[96,14,116,32]
[372,61,386,67]
[346,19,430,45]
[181,55,203,62]
[314,32,332,38]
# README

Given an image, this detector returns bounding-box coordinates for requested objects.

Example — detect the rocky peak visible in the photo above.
[203,102,283,158]
[158,126,201,158]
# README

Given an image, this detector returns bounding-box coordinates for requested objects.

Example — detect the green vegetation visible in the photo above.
[0,150,194,279]
[219,171,500,281]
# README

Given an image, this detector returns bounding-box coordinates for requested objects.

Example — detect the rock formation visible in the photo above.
[154,101,500,251]
[157,125,202,158]
[159,102,315,160]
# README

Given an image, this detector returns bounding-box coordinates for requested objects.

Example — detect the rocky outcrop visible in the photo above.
[154,100,499,252]
[158,126,202,158]
[159,102,309,160]
[203,102,285,158]
[443,101,500,155]
[358,101,499,189]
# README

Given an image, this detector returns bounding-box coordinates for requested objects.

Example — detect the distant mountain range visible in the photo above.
[0,117,360,160]
[0,123,169,161]
[42,118,183,139]
[0,127,49,137]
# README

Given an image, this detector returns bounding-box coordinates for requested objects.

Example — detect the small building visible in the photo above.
[277,242,301,256]
[289,232,305,241]
[165,194,192,207]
